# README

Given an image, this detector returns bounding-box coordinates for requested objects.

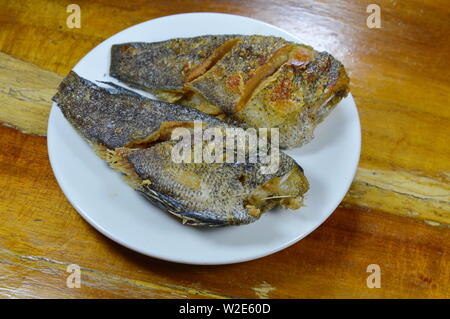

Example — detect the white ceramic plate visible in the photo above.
[47,13,360,265]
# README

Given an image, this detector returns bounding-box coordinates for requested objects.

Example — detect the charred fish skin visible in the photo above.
[110,35,239,93]
[52,71,226,150]
[124,141,308,227]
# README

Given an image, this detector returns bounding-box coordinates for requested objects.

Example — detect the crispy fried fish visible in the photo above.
[109,143,308,226]
[52,71,226,150]
[110,35,349,149]
[110,35,240,101]
[52,72,309,226]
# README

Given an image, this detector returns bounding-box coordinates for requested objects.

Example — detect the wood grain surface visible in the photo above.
[0,0,449,298]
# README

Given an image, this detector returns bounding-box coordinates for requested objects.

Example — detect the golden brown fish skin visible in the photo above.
[109,35,349,149]
[236,49,349,148]
[110,35,239,93]
[52,71,226,149]
[187,35,290,114]
[121,141,309,226]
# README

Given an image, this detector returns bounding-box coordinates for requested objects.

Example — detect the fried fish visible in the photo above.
[110,35,349,148]
[52,71,226,150]
[52,72,309,226]
[109,142,308,226]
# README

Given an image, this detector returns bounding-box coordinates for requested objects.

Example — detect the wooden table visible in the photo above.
[0,0,449,299]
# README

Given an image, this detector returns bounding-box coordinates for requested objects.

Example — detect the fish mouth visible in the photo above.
[243,164,309,213]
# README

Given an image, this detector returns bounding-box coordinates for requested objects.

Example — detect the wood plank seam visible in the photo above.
[0,248,233,299]
[345,168,450,227]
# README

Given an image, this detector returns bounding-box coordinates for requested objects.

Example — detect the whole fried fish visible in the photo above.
[109,142,308,226]
[110,35,349,148]
[52,72,309,226]
[52,71,226,150]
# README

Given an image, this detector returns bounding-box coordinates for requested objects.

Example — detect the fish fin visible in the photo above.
[139,186,228,227]
[96,81,143,97]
